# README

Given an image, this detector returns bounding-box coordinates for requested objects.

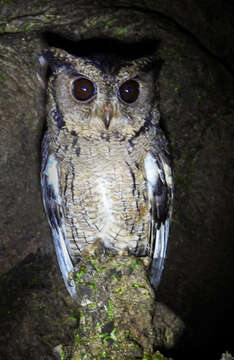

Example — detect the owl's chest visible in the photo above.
[58,139,150,253]
[63,141,145,201]
[61,140,148,229]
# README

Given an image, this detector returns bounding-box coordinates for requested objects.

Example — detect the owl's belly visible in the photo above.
[63,153,149,259]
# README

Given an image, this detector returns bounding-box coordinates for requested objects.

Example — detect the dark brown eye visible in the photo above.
[72,77,96,101]
[118,80,139,103]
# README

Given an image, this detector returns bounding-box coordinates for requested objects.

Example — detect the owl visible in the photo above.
[40,47,173,300]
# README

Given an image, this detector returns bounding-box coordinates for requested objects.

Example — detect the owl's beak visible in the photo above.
[102,104,113,129]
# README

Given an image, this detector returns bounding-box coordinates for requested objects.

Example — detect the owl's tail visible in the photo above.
[149,217,170,290]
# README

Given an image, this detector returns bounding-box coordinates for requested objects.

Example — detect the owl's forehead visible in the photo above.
[71,54,153,83]
[85,54,122,75]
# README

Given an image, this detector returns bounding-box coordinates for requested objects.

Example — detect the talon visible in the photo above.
[68,271,75,287]
[68,279,75,287]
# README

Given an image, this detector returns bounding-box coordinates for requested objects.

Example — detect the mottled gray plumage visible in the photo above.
[40,47,173,299]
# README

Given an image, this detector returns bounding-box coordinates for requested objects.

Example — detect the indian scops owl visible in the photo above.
[40,47,173,300]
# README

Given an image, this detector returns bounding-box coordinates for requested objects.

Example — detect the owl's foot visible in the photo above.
[67,270,76,287]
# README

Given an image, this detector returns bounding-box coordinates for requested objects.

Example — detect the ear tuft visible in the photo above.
[39,47,71,72]
[39,55,47,66]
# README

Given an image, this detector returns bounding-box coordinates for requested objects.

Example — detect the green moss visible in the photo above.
[0,0,13,4]
[0,73,6,82]
[99,328,117,344]
[104,300,115,321]
[64,316,78,328]
[151,351,172,360]
[81,281,96,292]
[111,274,121,281]
[22,19,43,32]
[114,288,122,294]
[34,0,49,9]
[60,348,66,360]
[142,353,172,360]
[105,18,117,29]
[89,302,97,309]
[116,26,128,37]
[0,22,7,33]
[112,263,122,269]
[128,258,140,271]
[132,283,146,289]
[74,265,87,282]
[96,265,106,271]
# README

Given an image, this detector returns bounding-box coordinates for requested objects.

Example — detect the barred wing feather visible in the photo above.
[41,132,77,300]
[144,152,173,289]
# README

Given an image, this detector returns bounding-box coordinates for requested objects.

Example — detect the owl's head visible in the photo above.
[42,47,160,140]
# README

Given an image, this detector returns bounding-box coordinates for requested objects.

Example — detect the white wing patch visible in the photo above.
[144,153,158,201]
[41,137,77,300]
[45,155,60,195]
[144,152,172,289]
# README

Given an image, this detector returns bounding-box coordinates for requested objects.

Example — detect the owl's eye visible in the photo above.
[72,77,96,102]
[118,80,139,103]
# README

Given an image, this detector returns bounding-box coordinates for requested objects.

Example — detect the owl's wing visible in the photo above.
[41,132,77,300]
[144,148,173,290]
